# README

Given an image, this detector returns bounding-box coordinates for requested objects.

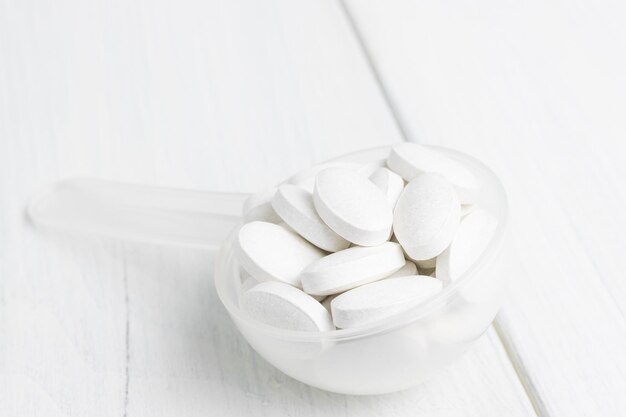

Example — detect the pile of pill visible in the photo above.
[236,143,497,332]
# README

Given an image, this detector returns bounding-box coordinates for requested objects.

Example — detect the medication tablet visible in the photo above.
[241,281,335,332]
[394,173,460,261]
[436,209,498,285]
[314,168,393,246]
[235,221,325,287]
[242,188,281,224]
[387,143,478,190]
[301,242,405,296]
[271,184,350,252]
[331,275,443,329]
[369,167,405,209]
[385,260,417,278]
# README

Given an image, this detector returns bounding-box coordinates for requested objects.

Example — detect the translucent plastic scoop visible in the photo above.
[26,145,510,395]
[27,178,248,249]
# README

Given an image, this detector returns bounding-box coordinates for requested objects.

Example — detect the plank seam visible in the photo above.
[123,258,130,417]
[494,320,549,417]
[336,0,410,143]
[336,2,545,415]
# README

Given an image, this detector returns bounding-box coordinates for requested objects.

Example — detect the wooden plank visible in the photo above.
[342,0,626,415]
[0,0,534,415]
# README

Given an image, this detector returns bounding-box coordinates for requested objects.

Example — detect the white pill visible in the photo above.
[314,168,393,246]
[331,275,443,329]
[385,260,418,278]
[241,281,335,332]
[301,242,405,296]
[436,208,498,285]
[242,188,281,224]
[369,167,405,209]
[271,184,350,252]
[235,221,325,287]
[394,173,461,261]
[239,221,325,303]
[287,161,359,192]
[387,142,478,190]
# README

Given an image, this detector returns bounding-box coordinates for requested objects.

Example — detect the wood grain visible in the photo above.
[343,0,626,415]
[1,0,535,415]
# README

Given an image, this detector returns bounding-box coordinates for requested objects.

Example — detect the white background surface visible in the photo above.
[1,0,624,416]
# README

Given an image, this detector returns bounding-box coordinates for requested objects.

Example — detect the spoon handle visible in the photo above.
[28,178,248,250]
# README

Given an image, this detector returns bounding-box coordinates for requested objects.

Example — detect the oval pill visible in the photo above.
[271,184,350,252]
[235,221,325,287]
[393,173,461,261]
[300,242,405,296]
[241,281,335,332]
[331,275,443,329]
[314,168,393,246]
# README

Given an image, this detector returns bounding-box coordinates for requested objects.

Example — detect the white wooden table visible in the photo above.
[1,1,625,415]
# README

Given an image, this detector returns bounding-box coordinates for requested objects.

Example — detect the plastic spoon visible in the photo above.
[27,178,247,250]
